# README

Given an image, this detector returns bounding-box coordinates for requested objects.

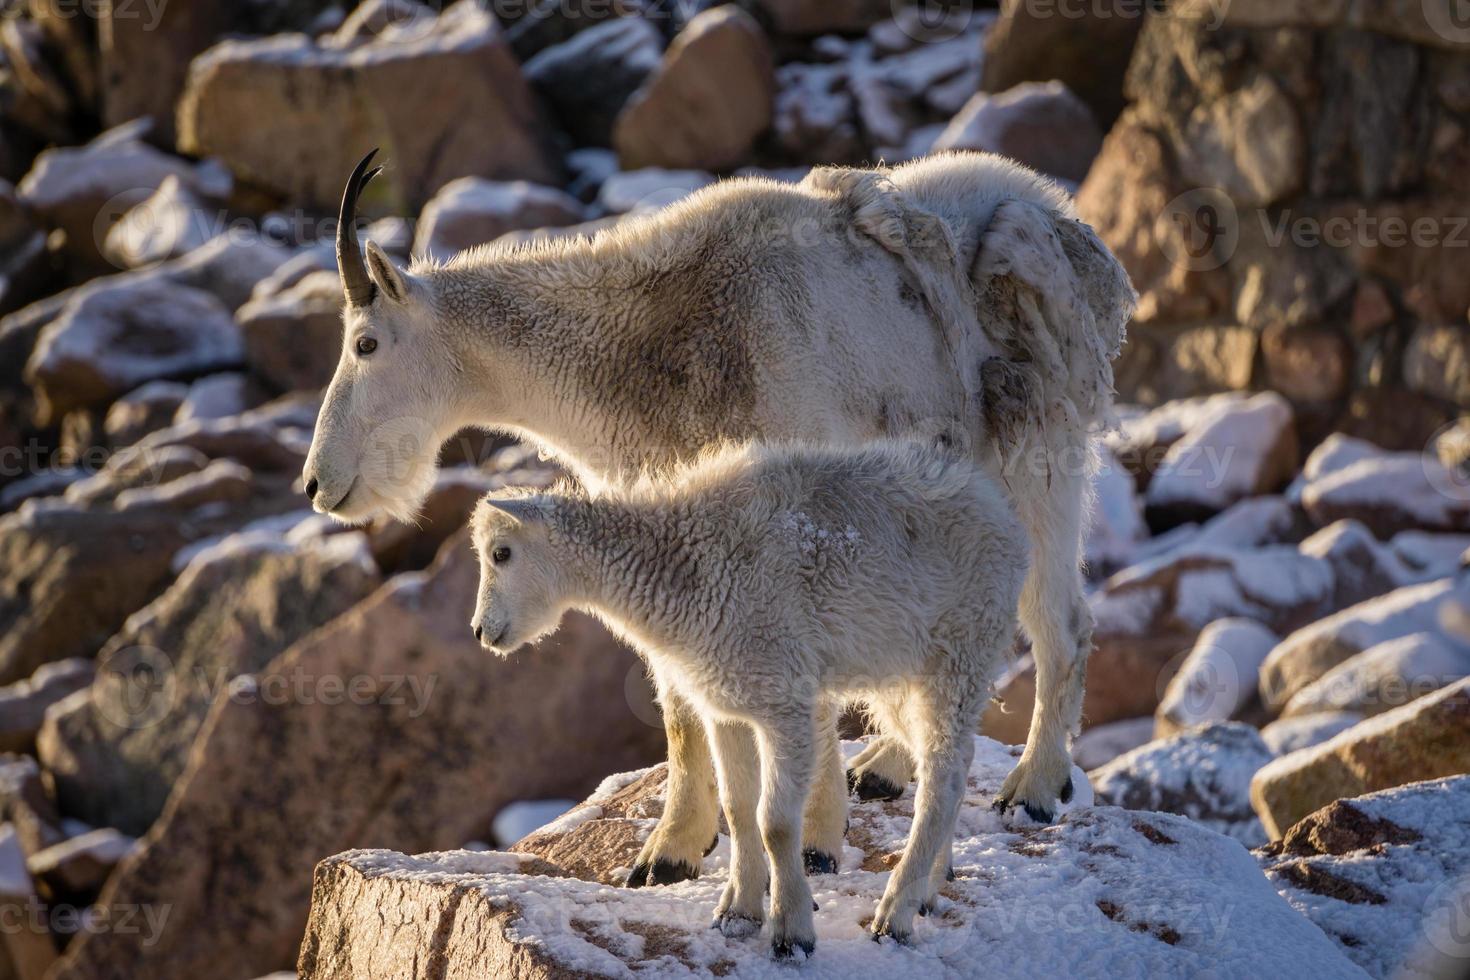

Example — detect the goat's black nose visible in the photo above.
[474,625,483,642]
[304,477,319,500]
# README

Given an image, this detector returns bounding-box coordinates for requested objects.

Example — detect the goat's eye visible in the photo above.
[356,337,378,356]
[492,546,511,564]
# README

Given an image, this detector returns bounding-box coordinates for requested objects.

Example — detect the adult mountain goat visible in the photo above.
[303,148,1135,886]
[469,441,1028,957]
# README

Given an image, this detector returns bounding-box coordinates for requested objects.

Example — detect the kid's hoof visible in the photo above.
[848,769,904,802]
[704,835,720,857]
[771,937,815,960]
[917,902,933,917]
[802,849,838,875]
[871,924,911,945]
[625,858,699,888]
[945,865,956,882]
[713,911,762,939]
[1060,775,1075,804]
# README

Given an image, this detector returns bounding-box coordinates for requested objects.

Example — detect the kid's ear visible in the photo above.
[483,496,548,524]
[364,240,410,304]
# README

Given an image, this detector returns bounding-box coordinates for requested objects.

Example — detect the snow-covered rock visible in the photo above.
[597,168,715,215]
[103,380,191,448]
[1250,677,1470,838]
[238,269,344,394]
[524,16,663,148]
[1259,578,1464,712]
[25,827,135,896]
[297,738,1363,979]
[0,657,91,753]
[1145,392,1299,528]
[933,81,1102,183]
[1086,446,1148,574]
[1281,631,1470,719]
[1259,711,1364,756]
[772,62,862,165]
[102,175,218,270]
[1105,393,1250,490]
[414,178,585,261]
[1091,722,1274,846]
[174,373,255,424]
[1298,434,1470,537]
[25,278,243,423]
[1257,775,1470,978]
[1156,619,1279,737]
[1072,717,1156,771]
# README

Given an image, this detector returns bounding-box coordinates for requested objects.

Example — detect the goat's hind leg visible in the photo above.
[802,699,847,875]
[846,735,914,802]
[993,436,1089,824]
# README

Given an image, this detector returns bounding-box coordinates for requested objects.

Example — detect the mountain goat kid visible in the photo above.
[470,441,1027,958]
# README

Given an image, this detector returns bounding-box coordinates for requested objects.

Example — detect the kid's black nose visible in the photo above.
[305,477,319,500]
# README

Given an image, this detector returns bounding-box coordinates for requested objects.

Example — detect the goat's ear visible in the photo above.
[482,496,549,525]
[364,240,410,304]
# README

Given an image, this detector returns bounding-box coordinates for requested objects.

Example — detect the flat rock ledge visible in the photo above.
[297,738,1364,979]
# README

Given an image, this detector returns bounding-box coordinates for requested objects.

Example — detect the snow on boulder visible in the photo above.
[24,278,242,423]
[1257,776,1470,977]
[1133,494,1300,565]
[1250,678,1470,838]
[1258,578,1464,713]
[1298,520,1441,613]
[1091,722,1274,846]
[773,62,862,165]
[1105,392,1249,491]
[414,178,585,261]
[1145,392,1298,529]
[297,737,1363,979]
[17,123,231,271]
[1260,711,1363,756]
[933,81,1103,183]
[1297,434,1470,537]
[596,168,715,215]
[613,7,774,172]
[102,175,217,270]
[1086,446,1148,574]
[26,827,135,897]
[238,270,344,394]
[1072,717,1156,771]
[0,658,91,754]
[524,16,663,148]
[176,0,560,213]
[986,543,1335,744]
[1281,631,1470,719]
[1156,619,1279,737]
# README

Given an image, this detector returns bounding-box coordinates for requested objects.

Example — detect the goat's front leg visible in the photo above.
[755,714,817,960]
[707,719,765,936]
[627,681,719,887]
[993,433,1090,823]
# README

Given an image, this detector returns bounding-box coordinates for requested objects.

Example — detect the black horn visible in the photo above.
[337,148,382,308]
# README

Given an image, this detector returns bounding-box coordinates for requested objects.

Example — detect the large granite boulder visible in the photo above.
[48,533,663,980]
[176,0,559,212]
[295,738,1362,978]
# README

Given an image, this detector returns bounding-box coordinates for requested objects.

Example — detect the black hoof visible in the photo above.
[918,902,933,917]
[772,937,815,960]
[1022,800,1056,824]
[1060,775,1074,805]
[624,858,699,888]
[802,849,838,875]
[872,925,911,945]
[849,770,904,802]
[991,794,1009,813]
[704,835,719,857]
[945,865,956,882]
[713,911,761,938]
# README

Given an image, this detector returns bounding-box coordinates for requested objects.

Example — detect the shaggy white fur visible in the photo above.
[302,150,1135,884]
[469,441,1028,957]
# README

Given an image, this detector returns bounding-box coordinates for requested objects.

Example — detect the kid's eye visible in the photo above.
[492,546,511,564]
[356,336,378,356]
